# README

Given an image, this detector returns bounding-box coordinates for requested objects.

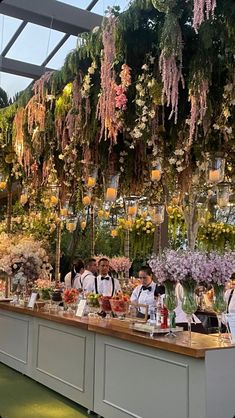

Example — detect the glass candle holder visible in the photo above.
[217,183,230,208]
[207,156,225,185]
[151,160,162,182]
[85,164,98,189]
[148,204,165,225]
[126,196,139,219]
[105,173,120,202]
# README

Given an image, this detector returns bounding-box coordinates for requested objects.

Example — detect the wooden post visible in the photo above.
[153,209,168,254]
[90,204,95,256]
[6,181,13,234]
[55,203,62,283]
[124,229,130,278]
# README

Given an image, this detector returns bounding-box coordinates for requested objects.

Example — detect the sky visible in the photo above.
[0,0,129,99]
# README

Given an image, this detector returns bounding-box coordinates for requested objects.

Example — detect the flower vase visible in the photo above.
[212,284,227,341]
[164,281,177,337]
[181,279,198,344]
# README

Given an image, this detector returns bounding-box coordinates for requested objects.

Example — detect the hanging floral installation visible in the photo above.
[0,0,234,256]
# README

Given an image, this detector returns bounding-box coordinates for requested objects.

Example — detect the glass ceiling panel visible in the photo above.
[92,0,130,14]
[47,36,78,69]
[56,0,90,8]
[6,23,65,65]
[0,72,33,100]
[0,15,23,53]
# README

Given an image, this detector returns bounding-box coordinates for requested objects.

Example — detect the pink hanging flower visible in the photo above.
[115,85,128,110]
[192,0,217,32]
[120,64,131,89]
[189,77,209,144]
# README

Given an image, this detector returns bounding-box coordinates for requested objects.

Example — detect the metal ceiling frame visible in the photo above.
[0,0,102,80]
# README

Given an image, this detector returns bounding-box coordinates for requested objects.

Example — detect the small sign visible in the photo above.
[224,313,235,344]
[76,299,87,317]
[27,292,38,309]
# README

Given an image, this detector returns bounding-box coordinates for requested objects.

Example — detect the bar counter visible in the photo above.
[0,302,235,418]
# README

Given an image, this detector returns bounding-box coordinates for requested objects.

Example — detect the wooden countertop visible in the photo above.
[0,302,233,358]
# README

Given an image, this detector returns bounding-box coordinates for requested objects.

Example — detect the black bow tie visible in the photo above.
[142,286,152,291]
[101,276,109,281]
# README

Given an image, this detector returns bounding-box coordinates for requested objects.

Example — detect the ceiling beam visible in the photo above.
[1,21,27,57]
[0,0,102,36]
[41,0,100,68]
[0,56,53,79]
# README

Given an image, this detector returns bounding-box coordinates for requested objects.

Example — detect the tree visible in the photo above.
[0,88,8,108]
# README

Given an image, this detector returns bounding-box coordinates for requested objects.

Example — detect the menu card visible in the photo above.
[27,292,38,309]
[76,299,87,317]
[224,313,235,344]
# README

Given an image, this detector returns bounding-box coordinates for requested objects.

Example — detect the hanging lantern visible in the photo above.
[66,217,77,233]
[0,173,7,191]
[125,196,139,219]
[82,193,91,206]
[151,159,162,182]
[148,204,165,225]
[105,173,120,202]
[60,200,72,218]
[111,229,118,238]
[207,155,225,185]
[85,164,98,189]
[217,183,230,208]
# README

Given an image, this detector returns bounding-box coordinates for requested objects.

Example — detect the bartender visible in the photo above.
[85,257,121,296]
[130,266,160,316]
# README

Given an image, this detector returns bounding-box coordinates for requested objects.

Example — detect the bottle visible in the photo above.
[156,296,162,328]
[160,305,168,329]
[149,304,156,326]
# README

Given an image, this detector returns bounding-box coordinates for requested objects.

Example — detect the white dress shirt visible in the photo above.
[73,273,82,289]
[64,272,72,288]
[224,288,235,313]
[86,274,121,296]
[130,282,157,315]
[80,270,95,292]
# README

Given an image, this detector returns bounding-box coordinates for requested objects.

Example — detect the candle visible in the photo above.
[111,229,118,237]
[87,176,96,188]
[66,222,76,232]
[50,195,59,206]
[0,181,6,190]
[128,206,137,216]
[80,221,87,230]
[20,194,28,205]
[151,169,161,182]
[82,195,91,206]
[60,208,68,217]
[209,169,221,183]
[106,187,117,201]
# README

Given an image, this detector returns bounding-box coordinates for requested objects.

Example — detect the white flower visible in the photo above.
[213,124,220,130]
[139,123,146,130]
[136,99,145,107]
[176,166,184,172]
[174,149,184,156]
[59,154,64,160]
[136,84,142,91]
[142,116,148,122]
[141,64,149,71]
[225,126,232,134]
[169,158,176,164]
[149,110,155,118]
[88,66,95,75]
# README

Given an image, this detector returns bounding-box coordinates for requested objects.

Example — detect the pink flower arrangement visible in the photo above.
[115,85,128,110]
[109,257,132,273]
